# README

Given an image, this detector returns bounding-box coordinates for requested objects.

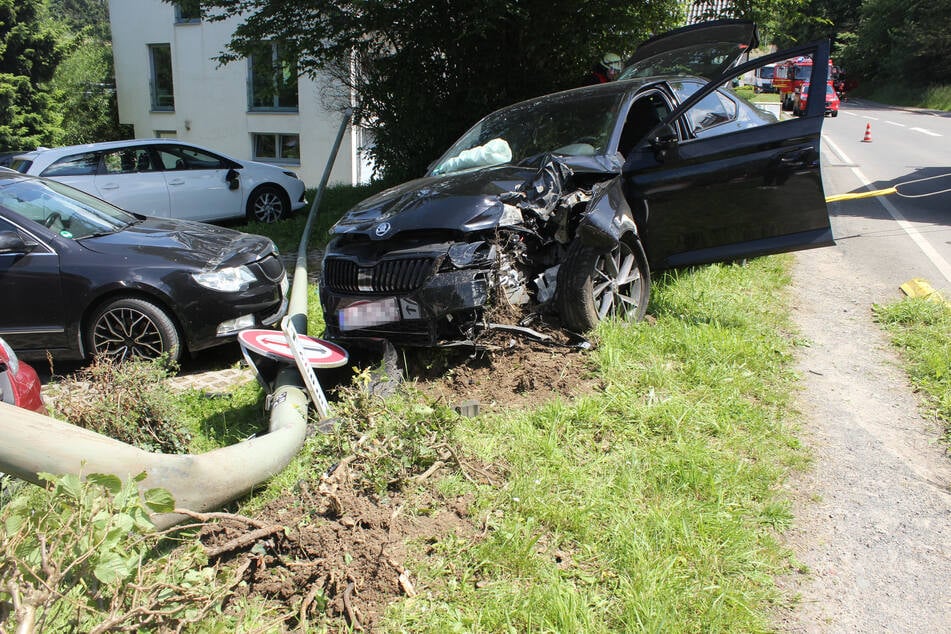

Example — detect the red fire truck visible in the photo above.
[773,57,835,111]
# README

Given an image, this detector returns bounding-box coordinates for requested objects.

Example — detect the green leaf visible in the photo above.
[87,473,123,495]
[94,550,133,584]
[143,487,175,513]
[54,473,83,500]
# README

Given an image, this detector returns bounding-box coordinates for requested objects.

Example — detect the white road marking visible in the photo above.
[909,127,941,137]
[823,136,951,285]
[862,115,880,120]
[884,121,905,127]
[843,111,857,117]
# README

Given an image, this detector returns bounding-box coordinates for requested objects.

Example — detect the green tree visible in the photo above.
[0,0,65,150]
[196,0,686,181]
[838,0,951,86]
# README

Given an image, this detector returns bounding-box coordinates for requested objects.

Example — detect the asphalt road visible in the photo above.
[819,99,951,296]
[775,99,951,631]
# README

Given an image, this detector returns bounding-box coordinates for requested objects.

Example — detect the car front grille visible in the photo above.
[323,257,435,294]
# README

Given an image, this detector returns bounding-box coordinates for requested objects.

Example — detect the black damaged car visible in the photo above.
[320,21,834,346]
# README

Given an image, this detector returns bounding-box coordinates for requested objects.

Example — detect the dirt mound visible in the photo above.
[200,460,479,630]
[404,334,603,412]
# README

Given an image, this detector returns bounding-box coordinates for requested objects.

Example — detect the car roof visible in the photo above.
[12,139,236,173]
[12,138,219,162]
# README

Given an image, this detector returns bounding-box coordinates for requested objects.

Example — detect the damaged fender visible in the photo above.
[577,178,639,251]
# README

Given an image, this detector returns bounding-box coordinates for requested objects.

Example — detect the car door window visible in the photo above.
[40,152,100,177]
[155,146,226,171]
[617,92,673,157]
[101,148,156,174]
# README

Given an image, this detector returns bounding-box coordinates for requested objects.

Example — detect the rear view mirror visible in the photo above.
[649,124,679,162]
[651,124,678,146]
[0,230,34,255]
[225,168,240,190]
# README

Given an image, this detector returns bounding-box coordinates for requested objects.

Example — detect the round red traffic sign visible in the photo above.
[237,329,348,368]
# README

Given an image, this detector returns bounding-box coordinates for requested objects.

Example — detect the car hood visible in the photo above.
[80,217,274,269]
[331,156,619,240]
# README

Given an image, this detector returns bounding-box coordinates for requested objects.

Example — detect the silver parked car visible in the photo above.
[11,139,307,223]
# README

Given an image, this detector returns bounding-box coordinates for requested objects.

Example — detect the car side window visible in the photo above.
[40,152,100,177]
[618,92,672,157]
[685,91,736,134]
[101,148,156,174]
[155,146,225,171]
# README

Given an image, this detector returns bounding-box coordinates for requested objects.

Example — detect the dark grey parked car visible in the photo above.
[319,21,833,347]
[0,172,288,362]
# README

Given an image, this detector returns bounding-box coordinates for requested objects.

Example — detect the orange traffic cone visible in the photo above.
[862,123,872,142]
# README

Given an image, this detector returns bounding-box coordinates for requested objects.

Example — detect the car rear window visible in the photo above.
[41,152,100,177]
[9,158,32,174]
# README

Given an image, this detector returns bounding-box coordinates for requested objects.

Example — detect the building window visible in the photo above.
[248,42,298,111]
[174,1,201,23]
[155,130,177,139]
[149,44,174,111]
[253,133,300,163]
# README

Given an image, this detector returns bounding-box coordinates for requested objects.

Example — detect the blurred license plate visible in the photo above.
[339,298,400,331]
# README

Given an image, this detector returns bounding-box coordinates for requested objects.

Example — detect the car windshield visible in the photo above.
[431,90,624,176]
[0,178,136,239]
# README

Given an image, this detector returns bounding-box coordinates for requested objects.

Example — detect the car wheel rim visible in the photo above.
[93,307,165,362]
[252,191,283,222]
[591,243,642,321]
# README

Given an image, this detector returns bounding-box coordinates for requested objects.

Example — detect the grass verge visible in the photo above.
[5,254,811,631]
[381,256,807,631]
[873,298,951,443]
[855,83,951,111]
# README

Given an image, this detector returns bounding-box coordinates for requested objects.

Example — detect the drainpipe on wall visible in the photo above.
[0,111,353,530]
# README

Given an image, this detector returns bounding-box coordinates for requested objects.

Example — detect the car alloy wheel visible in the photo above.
[248,185,287,223]
[556,236,650,332]
[88,297,181,362]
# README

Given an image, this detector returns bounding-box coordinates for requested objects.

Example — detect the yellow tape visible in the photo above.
[825,187,896,203]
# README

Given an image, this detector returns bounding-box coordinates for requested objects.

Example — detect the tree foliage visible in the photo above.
[837,0,951,86]
[0,0,64,150]
[197,0,686,181]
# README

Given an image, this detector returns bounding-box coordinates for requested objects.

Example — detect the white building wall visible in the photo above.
[108,0,363,188]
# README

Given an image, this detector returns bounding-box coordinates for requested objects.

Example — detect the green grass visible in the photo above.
[856,83,951,111]
[383,256,806,632]
[873,298,951,442]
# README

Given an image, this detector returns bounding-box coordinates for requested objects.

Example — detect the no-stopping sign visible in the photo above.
[237,329,348,368]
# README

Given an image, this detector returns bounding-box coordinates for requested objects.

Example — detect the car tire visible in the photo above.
[87,297,182,363]
[247,185,288,223]
[556,235,650,332]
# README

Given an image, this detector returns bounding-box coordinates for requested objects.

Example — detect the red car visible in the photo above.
[794,82,839,117]
[0,337,45,414]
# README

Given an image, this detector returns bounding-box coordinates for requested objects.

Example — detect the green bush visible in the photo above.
[0,472,230,633]
[50,356,189,453]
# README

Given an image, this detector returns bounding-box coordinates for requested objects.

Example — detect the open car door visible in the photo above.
[622,38,833,270]
[620,19,758,81]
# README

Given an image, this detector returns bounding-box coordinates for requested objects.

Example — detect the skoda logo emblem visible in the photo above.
[374,222,391,237]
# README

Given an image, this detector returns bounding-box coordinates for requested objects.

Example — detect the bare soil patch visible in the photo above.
[403,335,603,413]
[199,463,480,630]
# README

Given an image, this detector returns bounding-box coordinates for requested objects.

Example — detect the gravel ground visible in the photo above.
[776,247,951,632]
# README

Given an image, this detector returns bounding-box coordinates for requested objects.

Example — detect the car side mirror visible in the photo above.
[649,124,679,162]
[225,168,240,190]
[0,230,34,255]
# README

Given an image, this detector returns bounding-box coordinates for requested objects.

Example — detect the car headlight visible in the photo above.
[282,170,299,179]
[192,266,257,292]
